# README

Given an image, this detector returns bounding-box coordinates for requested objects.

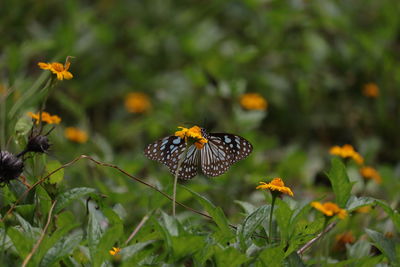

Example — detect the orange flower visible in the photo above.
[333,231,355,251]
[124,92,151,113]
[362,83,379,98]
[38,57,73,80]
[109,247,121,256]
[239,93,268,111]
[360,166,382,184]
[175,126,208,149]
[329,144,364,165]
[27,111,61,124]
[256,178,294,196]
[311,201,347,219]
[65,127,88,143]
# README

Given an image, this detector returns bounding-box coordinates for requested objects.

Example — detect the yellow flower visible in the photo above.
[65,127,88,143]
[311,201,347,219]
[356,205,371,213]
[124,92,151,113]
[239,93,268,111]
[109,247,121,256]
[362,83,379,98]
[360,166,382,184]
[256,178,294,196]
[27,111,61,124]
[38,57,73,80]
[175,126,208,149]
[329,144,364,165]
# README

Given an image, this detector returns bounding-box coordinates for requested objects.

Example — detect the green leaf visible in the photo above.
[45,160,64,184]
[35,186,52,219]
[235,200,257,214]
[375,200,400,232]
[327,158,352,207]
[171,235,205,260]
[7,226,34,258]
[39,231,83,267]
[182,185,233,240]
[15,213,40,240]
[345,196,376,211]
[54,187,97,213]
[239,205,269,245]
[121,241,154,261]
[94,222,123,267]
[87,210,103,265]
[286,218,325,255]
[365,228,399,264]
[14,116,33,137]
[258,245,285,267]
[275,199,293,243]
[347,239,372,259]
[160,211,179,236]
[283,252,306,267]
[214,246,248,267]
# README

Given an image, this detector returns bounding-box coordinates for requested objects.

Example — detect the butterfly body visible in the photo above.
[144,128,253,180]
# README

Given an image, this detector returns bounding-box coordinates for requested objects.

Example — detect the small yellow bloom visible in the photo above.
[38,57,73,80]
[329,144,364,165]
[362,83,379,98]
[109,247,121,256]
[356,205,371,213]
[65,127,88,143]
[311,201,347,219]
[256,178,294,196]
[360,166,382,184]
[175,126,208,149]
[239,93,268,111]
[124,92,151,113]
[27,111,61,125]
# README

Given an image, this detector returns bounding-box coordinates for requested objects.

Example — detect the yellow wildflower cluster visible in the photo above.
[65,127,88,143]
[256,178,294,196]
[329,144,364,165]
[311,201,347,219]
[360,166,382,184]
[362,83,379,98]
[239,93,268,111]
[175,126,208,149]
[38,58,73,81]
[329,145,382,185]
[124,92,151,113]
[28,111,61,125]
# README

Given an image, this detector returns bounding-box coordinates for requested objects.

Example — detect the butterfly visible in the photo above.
[144,128,253,180]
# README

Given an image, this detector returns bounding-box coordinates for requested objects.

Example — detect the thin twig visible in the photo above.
[125,213,151,245]
[297,221,337,255]
[21,200,57,267]
[2,155,268,241]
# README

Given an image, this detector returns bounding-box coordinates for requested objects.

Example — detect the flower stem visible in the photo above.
[268,194,277,243]
[172,144,189,216]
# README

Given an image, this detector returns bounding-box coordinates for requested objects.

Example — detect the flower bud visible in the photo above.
[0,151,24,183]
[27,135,51,153]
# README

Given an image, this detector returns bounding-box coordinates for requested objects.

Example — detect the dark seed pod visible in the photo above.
[0,151,24,184]
[26,135,51,153]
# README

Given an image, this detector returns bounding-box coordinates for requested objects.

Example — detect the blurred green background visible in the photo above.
[1,0,400,222]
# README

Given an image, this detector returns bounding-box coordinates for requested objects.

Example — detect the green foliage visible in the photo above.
[1,0,399,265]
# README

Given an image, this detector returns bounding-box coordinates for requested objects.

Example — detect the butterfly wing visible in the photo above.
[211,133,253,163]
[144,136,200,180]
[200,133,252,177]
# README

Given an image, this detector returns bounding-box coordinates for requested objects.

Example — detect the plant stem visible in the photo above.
[172,144,189,216]
[268,194,277,243]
